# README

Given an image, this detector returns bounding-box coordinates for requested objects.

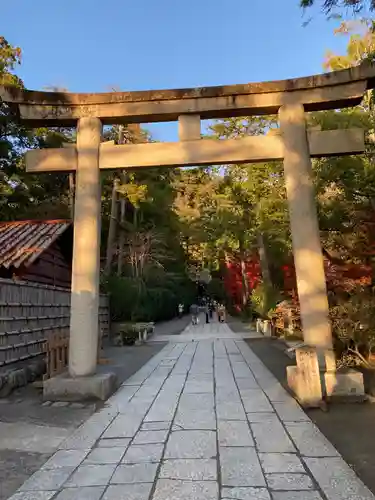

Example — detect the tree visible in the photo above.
[300,0,375,14]
[1,39,74,221]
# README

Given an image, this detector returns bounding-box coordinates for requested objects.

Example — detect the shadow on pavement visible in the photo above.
[247,337,375,495]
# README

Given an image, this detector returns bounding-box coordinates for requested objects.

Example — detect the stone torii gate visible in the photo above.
[1,63,374,403]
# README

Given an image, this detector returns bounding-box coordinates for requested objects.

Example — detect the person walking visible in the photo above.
[178,303,184,319]
[218,303,226,323]
[190,303,199,325]
[205,302,210,324]
[209,300,214,319]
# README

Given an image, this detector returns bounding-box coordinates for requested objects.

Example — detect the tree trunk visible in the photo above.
[257,232,271,287]
[117,195,126,276]
[104,177,119,275]
[68,173,75,219]
[239,237,250,309]
[240,255,250,308]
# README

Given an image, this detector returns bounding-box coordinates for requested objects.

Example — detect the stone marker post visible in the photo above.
[279,104,334,404]
[69,117,102,377]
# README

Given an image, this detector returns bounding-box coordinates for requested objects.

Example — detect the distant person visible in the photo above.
[209,301,214,319]
[178,303,184,318]
[205,302,210,324]
[190,303,199,325]
[218,303,226,323]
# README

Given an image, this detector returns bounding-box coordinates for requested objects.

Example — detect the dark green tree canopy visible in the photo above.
[300,0,375,13]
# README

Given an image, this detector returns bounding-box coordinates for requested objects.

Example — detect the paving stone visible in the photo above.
[218,420,254,447]
[122,443,164,463]
[190,366,214,375]
[240,389,273,413]
[102,483,153,500]
[102,415,141,439]
[175,408,216,430]
[285,422,339,457]
[145,396,179,421]
[160,459,217,481]
[221,487,271,499]
[84,447,126,464]
[65,464,116,487]
[132,429,169,444]
[111,462,158,484]
[160,359,176,367]
[272,492,323,500]
[247,413,275,423]
[259,453,305,473]
[214,342,227,357]
[273,401,309,422]
[259,381,290,403]
[215,387,241,403]
[220,447,266,487]
[251,419,296,453]
[232,362,253,378]
[164,430,217,459]
[97,438,131,448]
[184,379,214,393]
[266,473,314,490]
[7,493,57,500]
[229,353,243,362]
[54,486,105,500]
[225,340,240,354]
[41,450,89,469]
[216,400,246,420]
[116,400,152,419]
[304,456,375,500]
[19,467,75,491]
[59,408,118,450]
[141,421,171,431]
[179,392,214,409]
[236,377,259,390]
[152,479,218,500]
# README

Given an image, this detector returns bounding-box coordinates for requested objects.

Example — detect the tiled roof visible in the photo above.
[0,220,71,269]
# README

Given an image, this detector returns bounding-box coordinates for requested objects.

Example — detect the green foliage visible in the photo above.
[0,38,74,221]
[0,36,22,86]
[207,276,227,302]
[105,272,194,323]
[251,283,281,320]
[330,287,375,365]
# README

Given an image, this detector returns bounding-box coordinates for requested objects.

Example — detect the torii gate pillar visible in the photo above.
[280,104,332,351]
[280,104,335,406]
[69,117,102,378]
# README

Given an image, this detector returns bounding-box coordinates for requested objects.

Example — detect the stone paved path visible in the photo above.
[8,322,375,500]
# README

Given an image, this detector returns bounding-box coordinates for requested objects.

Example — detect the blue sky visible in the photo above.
[2,0,350,141]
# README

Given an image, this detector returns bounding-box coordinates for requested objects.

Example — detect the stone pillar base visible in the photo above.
[43,371,117,402]
[287,365,323,408]
[324,369,365,401]
[287,345,366,407]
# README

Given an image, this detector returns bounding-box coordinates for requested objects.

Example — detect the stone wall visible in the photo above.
[0,278,109,395]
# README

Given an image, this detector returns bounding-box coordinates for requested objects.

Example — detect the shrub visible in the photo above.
[330,287,375,367]
[251,283,281,320]
[103,273,195,323]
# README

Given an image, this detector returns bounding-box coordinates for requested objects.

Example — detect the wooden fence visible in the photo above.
[0,278,109,370]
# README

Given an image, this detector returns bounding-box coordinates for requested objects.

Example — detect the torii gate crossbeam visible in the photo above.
[2,63,374,404]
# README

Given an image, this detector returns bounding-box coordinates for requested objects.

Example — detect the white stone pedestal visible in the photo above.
[43,371,117,402]
[325,369,365,400]
[287,347,366,406]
